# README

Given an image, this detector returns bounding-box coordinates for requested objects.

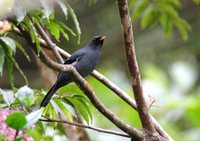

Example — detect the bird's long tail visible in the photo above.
[40,83,58,107]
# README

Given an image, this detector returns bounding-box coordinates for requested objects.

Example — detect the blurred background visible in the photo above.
[1,0,200,140]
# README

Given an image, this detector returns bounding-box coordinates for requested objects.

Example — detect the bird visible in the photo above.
[40,36,106,107]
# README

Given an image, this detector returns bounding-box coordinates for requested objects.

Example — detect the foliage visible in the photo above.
[0,0,81,88]
[0,1,88,140]
[129,0,192,40]
[6,112,27,130]
[0,0,200,140]
[0,109,33,141]
[0,85,92,140]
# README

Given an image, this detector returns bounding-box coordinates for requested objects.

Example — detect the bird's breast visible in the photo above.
[74,51,100,77]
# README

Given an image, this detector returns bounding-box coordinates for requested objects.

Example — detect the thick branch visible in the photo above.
[117,0,156,133]
[17,26,144,139]
[39,47,145,140]
[47,46,171,140]
[40,117,130,138]
[14,24,172,140]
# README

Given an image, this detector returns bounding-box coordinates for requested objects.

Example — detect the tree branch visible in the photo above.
[34,23,64,63]
[16,25,145,140]
[13,26,173,140]
[117,0,156,133]
[40,117,130,138]
[39,47,145,140]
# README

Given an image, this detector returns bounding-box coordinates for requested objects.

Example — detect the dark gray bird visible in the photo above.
[40,36,106,107]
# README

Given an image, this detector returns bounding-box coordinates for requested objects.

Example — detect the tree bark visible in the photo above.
[117,0,156,133]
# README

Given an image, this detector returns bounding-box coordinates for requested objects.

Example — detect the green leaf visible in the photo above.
[15,86,34,106]
[54,99,73,121]
[157,2,179,18]
[174,18,191,41]
[68,97,91,124]
[66,3,81,44]
[131,0,151,22]
[6,112,27,130]
[164,19,173,37]
[7,54,28,84]
[46,22,61,41]
[179,18,192,30]
[73,95,92,122]
[5,58,14,88]
[37,121,45,133]
[165,0,181,8]
[30,10,49,25]
[0,37,16,53]
[160,14,173,37]
[141,6,154,29]
[57,0,68,17]
[15,41,30,61]
[60,83,83,95]
[72,94,90,103]
[62,97,76,107]
[23,18,40,54]
[0,45,5,76]
[60,28,69,41]
[160,14,168,28]
[42,101,59,127]
[55,21,76,36]
[14,137,23,141]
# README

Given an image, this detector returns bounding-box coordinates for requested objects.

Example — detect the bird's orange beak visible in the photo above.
[100,36,106,41]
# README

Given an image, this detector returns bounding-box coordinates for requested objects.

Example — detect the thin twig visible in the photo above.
[38,35,173,140]
[17,25,145,139]
[14,24,172,140]
[40,117,130,138]
[13,28,172,140]
[39,47,145,140]
[14,130,19,140]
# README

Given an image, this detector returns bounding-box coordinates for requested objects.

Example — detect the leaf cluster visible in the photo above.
[0,0,81,88]
[129,0,194,40]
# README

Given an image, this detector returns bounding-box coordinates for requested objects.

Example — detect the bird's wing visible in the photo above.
[64,51,84,65]
[57,51,83,79]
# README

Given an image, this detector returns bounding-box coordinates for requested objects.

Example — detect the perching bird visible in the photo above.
[40,36,106,107]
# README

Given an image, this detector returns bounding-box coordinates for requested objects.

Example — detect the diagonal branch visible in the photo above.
[17,25,145,140]
[117,0,156,133]
[13,27,172,140]
[39,46,145,140]
[40,43,172,140]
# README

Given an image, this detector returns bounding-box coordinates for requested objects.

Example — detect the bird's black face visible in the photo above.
[89,36,106,47]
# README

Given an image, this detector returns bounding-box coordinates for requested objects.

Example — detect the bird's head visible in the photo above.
[88,36,106,48]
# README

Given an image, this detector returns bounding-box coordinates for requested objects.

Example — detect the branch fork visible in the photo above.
[13,9,173,140]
